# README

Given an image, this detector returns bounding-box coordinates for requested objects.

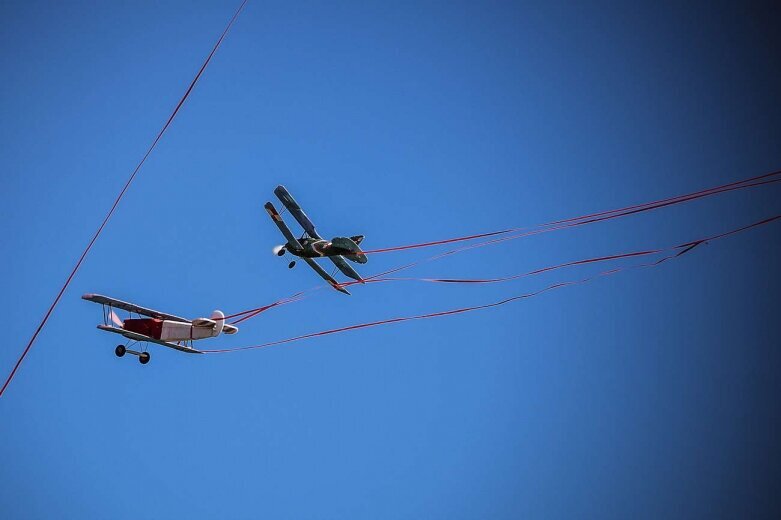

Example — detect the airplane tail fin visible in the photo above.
[211,310,238,335]
[331,237,368,264]
[210,310,225,335]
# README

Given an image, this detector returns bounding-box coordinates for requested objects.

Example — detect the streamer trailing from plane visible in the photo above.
[362,169,781,256]
[207,214,780,353]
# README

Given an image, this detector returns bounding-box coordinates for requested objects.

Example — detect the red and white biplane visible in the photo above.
[83,294,238,364]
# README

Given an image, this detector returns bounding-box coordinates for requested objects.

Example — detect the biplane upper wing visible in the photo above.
[303,258,350,295]
[97,325,203,354]
[264,202,304,251]
[82,294,190,323]
[274,185,322,239]
[328,255,363,282]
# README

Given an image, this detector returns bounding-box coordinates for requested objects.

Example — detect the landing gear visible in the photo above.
[115,344,150,365]
[277,247,286,256]
[288,260,296,269]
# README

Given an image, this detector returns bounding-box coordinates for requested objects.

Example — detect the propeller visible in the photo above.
[272,245,286,256]
[109,310,124,328]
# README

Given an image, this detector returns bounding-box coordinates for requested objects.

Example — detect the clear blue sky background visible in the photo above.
[1,1,780,518]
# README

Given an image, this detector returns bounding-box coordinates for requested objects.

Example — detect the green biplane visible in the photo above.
[265,185,366,295]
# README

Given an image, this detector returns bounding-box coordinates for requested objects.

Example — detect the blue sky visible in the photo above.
[1,1,780,518]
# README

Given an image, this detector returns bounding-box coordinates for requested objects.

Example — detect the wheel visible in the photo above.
[277,247,286,256]
[115,345,126,357]
[288,260,296,269]
[139,352,151,365]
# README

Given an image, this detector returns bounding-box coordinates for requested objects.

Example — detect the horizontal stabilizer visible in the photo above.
[192,318,217,328]
[344,253,368,264]
[331,237,361,253]
[223,324,239,335]
[331,237,367,264]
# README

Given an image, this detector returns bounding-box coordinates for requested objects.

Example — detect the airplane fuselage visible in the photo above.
[123,318,220,341]
[288,238,346,258]
[287,235,365,259]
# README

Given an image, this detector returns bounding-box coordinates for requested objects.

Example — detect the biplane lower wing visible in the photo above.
[97,325,203,354]
[303,258,350,295]
[264,202,303,250]
[328,255,363,282]
[274,185,321,239]
[83,294,190,323]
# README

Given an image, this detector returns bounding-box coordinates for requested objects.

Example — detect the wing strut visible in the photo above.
[328,256,364,282]
[303,258,350,295]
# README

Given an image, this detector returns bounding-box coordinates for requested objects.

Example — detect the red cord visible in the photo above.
[362,170,780,255]
[204,214,779,354]
[0,0,250,398]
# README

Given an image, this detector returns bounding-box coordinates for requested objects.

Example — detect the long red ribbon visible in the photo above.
[367,215,779,286]
[359,177,780,282]
[362,170,780,255]
[221,174,780,325]
[203,214,779,354]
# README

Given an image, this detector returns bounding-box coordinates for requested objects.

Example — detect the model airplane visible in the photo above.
[265,185,367,295]
[82,294,238,364]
